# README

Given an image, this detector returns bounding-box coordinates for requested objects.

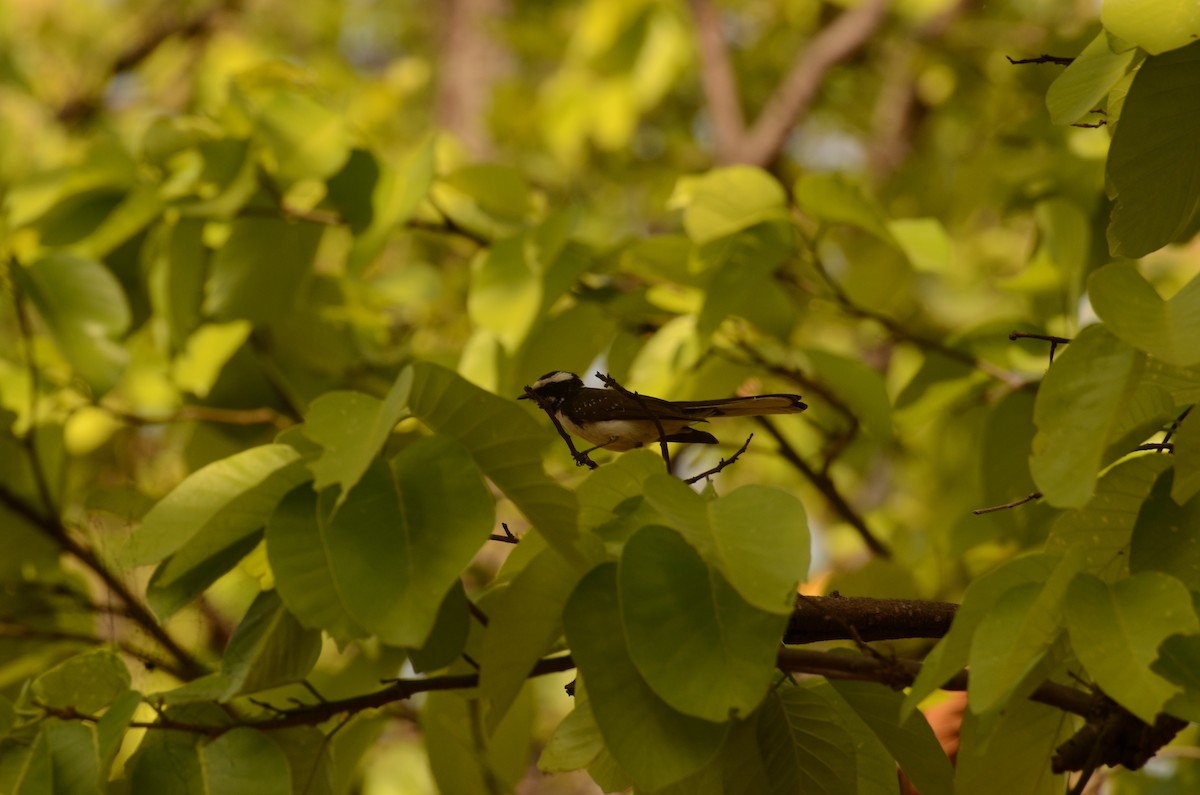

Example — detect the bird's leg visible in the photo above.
[523,384,599,469]
[577,436,620,456]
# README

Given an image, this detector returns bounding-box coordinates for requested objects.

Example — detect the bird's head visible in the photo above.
[518,370,583,407]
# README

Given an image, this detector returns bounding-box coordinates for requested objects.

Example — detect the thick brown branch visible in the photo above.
[786,595,956,644]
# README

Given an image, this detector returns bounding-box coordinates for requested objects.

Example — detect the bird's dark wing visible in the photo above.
[658,427,719,445]
[572,388,701,422]
[673,394,806,416]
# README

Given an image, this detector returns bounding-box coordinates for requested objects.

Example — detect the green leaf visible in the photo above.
[219,589,322,698]
[1091,264,1200,367]
[408,581,470,673]
[1046,454,1172,579]
[577,449,664,533]
[756,686,858,795]
[1172,408,1200,503]
[203,217,323,323]
[346,136,436,274]
[887,217,952,273]
[75,183,163,259]
[123,444,308,568]
[234,78,351,185]
[675,166,788,245]
[406,361,581,561]
[270,728,334,795]
[827,679,954,795]
[1107,41,1200,257]
[1030,325,1144,507]
[172,321,253,398]
[793,173,895,244]
[1131,469,1200,590]
[146,217,207,348]
[424,689,533,795]
[97,691,141,771]
[32,649,130,714]
[644,476,809,614]
[619,525,785,722]
[479,547,580,731]
[200,728,291,795]
[1101,0,1200,55]
[1152,633,1200,721]
[955,697,1067,795]
[539,687,604,773]
[147,532,265,620]
[303,369,413,504]
[904,554,1060,717]
[14,253,130,394]
[805,348,893,440]
[270,439,492,647]
[432,164,532,240]
[563,564,727,791]
[127,704,231,793]
[1046,32,1139,124]
[1065,571,1199,722]
[42,719,102,795]
[695,221,793,338]
[967,549,1082,714]
[467,233,541,351]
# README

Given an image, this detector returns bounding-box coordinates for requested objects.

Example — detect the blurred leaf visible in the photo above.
[563,564,727,791]
[619,525,785,722]
[1152,633,1200,721]
[675,166,788,245]
[1065,571,1198,722]
[887,217,952,273]
[14,253,130,395]
[172,321,253,398]
[146,217,207,348]
[203,217,323,323]
[1030,325,1143,507]
[219,589,321,699]
[147,532,266,621]
[1091,264,1200,367]
[539,687,604,773]
[695,221,792,338]
[346,137,435,274]
[42,719,102,795]
[468,233,540,351]
[1047,32,1139,124]
[432,164,531,240]
[794,173,894,244]
[955,697,1067,795]
[1101,0,1200,55]
[234,76,351,185]
[805,348,893,440]
[1107,41,1200,257]
[408,581,470,673]
[123,444,307,568]
[302,368,413,504]
[32,649,129,714]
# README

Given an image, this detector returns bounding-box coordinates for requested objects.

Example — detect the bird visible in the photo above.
[519,370,806,452]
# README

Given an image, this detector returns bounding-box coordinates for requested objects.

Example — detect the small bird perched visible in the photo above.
[519,370,806,452]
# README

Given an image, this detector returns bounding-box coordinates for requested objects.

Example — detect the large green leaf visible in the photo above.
[269,439,492,647]
[424,689,534,795]
[619,525,785,722]
[406,361,581,561]
[1107,41,1200,257]
[539,686,604,773]
[827,679,954,795]
[563,564,727,791]
[42,719,102,795]
[1046,454,1172,579]
[695,221,793,338]
[756,686,858,795]
[126,704,232,793]
[1152,633,1200,721]
[123,444,308,568]
[233,75,351,185]
[674,166,788,245]
[302,369,413,504]
[966,548,1082,714]
[32,649,130,714]
[1046,32,1139,124]
[793,173,895,244]
[1030,325,1144,507]
[15,253,130,395]
[1172,408,1200,503]
[479,546,580,732]
[1065,571,1199,722]
[432,164,532,240]
[467,233,541,352]
[903,554,1060,717]
[1091,264,1200,367]
[200,728,291,795]
[1101,0,1200,55]
[220,589,321,699]
[1130,470,1200,590]
[954,697,1067,795]
[644,477,809,614]
[345,136,436,274]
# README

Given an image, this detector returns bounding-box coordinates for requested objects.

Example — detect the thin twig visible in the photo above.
[489,523,519,544]
[1006,54,1074,66]
[755,417,891,558]
[973,491,1042,515]
[684,434,753,484]
[105,405,295,429]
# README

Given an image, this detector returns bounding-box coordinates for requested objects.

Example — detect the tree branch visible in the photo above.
[691,0,890,166]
